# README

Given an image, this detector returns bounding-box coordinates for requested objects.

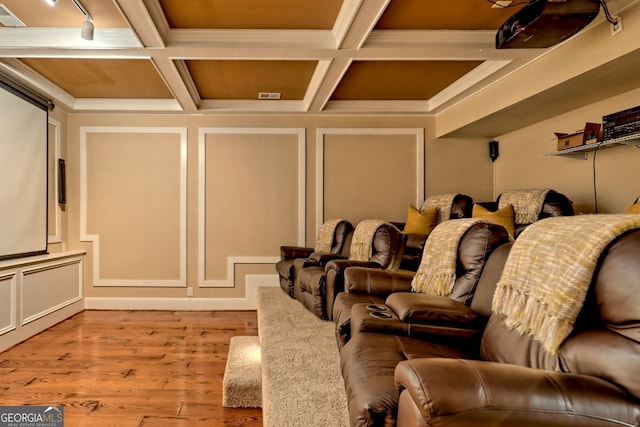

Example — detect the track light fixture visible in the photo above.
[72,0,94,41]
[80,17,94,41]
[42,0,94,40]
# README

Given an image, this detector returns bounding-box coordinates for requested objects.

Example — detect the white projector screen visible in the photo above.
[0,82,48,260]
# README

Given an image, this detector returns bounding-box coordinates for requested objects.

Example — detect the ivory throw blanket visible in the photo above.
[421,193,459,223]
[314,219,344,253]
[349,219,386,262]
[498,188,550,225]
[411,218,489,295]
[493,215,640,354]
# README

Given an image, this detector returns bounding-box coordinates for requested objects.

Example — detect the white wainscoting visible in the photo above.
[0,251,85,352]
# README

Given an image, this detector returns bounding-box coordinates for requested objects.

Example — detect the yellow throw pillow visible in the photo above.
[473,203,515,238]
[403,205,438,235]
[624,203,640,214]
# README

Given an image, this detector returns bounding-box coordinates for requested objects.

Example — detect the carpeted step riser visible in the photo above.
[222,335,262,408]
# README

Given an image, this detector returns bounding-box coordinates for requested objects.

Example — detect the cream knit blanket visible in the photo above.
[493,215,640,355]
[498,188,550,225]
[421,193,459,224]
[349,219,387,262]
[411,218,489,294]
[314,219,344,253]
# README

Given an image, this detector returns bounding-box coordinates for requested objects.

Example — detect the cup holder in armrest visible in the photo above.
[369,311,393,319]
[365,304,387,311]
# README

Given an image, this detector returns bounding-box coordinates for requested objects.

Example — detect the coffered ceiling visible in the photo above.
[0,0,636,124]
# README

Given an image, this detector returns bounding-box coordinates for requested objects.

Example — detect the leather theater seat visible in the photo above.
[333,219,510,349]
[295,220,404,320]
[275,219,353,298]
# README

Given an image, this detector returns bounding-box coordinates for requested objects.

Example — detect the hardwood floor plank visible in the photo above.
[0,310,262,426]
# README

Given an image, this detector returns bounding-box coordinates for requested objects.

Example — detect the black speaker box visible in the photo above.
[489,140,499,162]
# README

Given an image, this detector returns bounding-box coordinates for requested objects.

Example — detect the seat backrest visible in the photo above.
[330,220,354,255]
[399,194,474,271]
[447,222,511,305]
[560,229,640,399]
[469,241,513,316]
[538,189,575,219]
[480,228,640,400]
[368,223,405,270]
[496,189,574,237]
[449,193,474,220]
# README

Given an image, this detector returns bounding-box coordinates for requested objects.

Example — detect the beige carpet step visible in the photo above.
[222,335,262,408]
[257,287,349,427]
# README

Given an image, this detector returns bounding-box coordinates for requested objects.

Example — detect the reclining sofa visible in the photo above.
[295,220,404,320]
[276,219,353,298]
[334,188,575,348]
[334,219,510,349]
[483,188,574,237]
[339,215,640,427]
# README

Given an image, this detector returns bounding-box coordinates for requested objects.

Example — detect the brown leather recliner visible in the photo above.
[490,188,574,237]
[339,232,513,426]
[333,221,511,349]
[394,228,640,427]
[396,193,474,272]
[295,221,404,320]
[275,219,353,298]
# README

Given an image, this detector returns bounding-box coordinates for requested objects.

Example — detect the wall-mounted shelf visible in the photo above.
[545,133,640,159]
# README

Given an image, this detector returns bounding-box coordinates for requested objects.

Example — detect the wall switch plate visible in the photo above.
[187,287,193,297]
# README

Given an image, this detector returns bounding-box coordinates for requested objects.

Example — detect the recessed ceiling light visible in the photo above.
[44,0,58,6]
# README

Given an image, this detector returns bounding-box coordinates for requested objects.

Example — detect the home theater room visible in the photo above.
[1,0,639,426]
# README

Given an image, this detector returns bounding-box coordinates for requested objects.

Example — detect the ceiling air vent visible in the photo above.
[258,92,281,100]
[0,4,26,27]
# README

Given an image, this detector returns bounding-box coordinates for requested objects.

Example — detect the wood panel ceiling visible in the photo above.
[0,0,630,121]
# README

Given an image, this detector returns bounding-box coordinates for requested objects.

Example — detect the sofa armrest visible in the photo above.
[280,245,314,260]
[394,358,640,427]
[350,302,483,346]
[308,252,345,264]
[325,259,382,275]
[343,267,415,296]
[386,292,479,327]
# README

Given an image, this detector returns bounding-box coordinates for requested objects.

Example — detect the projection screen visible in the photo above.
[0,80,48,261]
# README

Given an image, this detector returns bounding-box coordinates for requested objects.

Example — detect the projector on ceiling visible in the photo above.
[496,0,601,49]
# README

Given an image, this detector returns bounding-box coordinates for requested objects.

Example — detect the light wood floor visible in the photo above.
[0,310,263,426]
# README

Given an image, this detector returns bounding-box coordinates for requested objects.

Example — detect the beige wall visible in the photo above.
[55,113,492,305]
[494,87,640,214]
[50,86,640,306]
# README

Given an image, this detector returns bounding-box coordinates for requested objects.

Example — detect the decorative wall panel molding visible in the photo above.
[0,251,84,352]
[0,272,16,336]
[80,127,187,287]
[84,274,279,310]
[21,258,83,325]
[316,127,424,234]
[198,127,305,288]
[48,117,62,244]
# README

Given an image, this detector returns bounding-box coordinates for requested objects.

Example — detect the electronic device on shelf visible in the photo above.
[602,105,640,141]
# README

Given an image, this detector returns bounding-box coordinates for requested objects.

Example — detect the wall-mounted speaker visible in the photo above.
[58,158,66,204]
[489,140,499,162]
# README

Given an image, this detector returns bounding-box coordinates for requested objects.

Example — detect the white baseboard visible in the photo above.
[84,274,280,310]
